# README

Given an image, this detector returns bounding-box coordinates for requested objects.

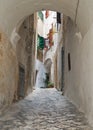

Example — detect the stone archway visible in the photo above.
[0,0,92,39]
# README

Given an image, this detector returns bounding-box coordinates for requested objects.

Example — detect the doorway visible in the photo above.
[18,65,25,99]
[61,47,64,91]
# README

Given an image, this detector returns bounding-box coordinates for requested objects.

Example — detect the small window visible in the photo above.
[68,53,71,71]
[0,33,2,42]
[57,12,61,24]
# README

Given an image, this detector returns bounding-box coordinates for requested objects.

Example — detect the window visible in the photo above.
[68,53,71,71]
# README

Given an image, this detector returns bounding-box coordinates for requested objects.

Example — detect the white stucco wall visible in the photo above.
[64,18,93,126]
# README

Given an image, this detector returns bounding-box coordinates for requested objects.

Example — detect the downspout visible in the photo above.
[74,0,80,24]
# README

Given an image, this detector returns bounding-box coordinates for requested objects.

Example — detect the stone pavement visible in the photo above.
[0,88,92,130]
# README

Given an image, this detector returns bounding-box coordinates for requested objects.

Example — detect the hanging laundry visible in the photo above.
[37,35,45,50]
[47,24,54,47]
[45,10,49,18]
[38,11,44,21]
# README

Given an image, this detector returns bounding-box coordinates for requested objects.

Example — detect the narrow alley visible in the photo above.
[0,88,92,130]
[1,1,93,129]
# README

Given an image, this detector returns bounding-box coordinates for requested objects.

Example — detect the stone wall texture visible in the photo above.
[16,15,36,98]
[0,15,36,112]
[0,28,18,112]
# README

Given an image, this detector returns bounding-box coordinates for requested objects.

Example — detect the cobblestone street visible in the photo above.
[0,88,92,130]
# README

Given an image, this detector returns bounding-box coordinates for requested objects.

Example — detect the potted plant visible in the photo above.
[48,82,54,88]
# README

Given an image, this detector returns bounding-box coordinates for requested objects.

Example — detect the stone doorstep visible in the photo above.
[0,104,10,116]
